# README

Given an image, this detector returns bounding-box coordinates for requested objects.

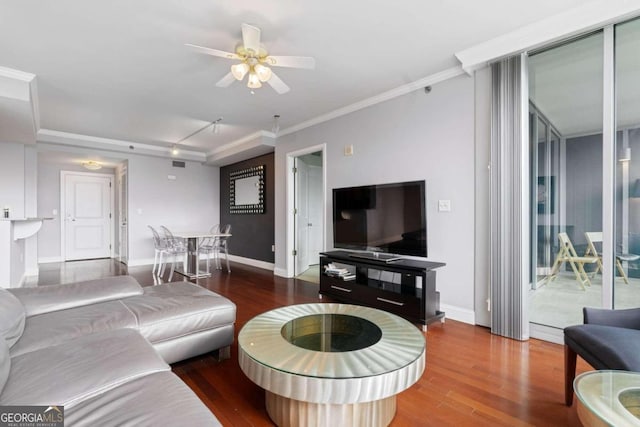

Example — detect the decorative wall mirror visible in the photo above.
[230,165,265,214]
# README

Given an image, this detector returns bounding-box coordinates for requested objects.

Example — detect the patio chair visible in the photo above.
[584,231,640,285]
[546,232,598,290]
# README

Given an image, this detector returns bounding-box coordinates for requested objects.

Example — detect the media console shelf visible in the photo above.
[319,251,446,331]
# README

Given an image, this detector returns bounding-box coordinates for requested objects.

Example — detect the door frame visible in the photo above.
[286,144,327,278]
[118,165,128,264]
[60,170,115,261]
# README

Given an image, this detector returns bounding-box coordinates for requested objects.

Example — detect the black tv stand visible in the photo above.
[348,252,404,263]
[319,250,446,331]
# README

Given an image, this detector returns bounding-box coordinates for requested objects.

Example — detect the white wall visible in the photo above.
[36,144,220,266]
[0,142,26,218]
[274,75,477,322]
[474,66,492,327]
[24,145,38,275]
[37,160,116,260]
[0,143,27,286]
[126,155,219,264]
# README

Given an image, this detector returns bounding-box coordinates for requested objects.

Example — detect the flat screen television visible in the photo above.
[332,180,426,258]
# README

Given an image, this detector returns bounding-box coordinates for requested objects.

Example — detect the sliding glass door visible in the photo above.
[615,18,640,308]
[528,32,604,330]
[528,17,640,334]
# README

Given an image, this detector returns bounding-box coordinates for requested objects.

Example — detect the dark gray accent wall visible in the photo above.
[220,153,274,263]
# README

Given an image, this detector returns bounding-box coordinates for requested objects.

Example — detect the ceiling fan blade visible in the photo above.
[241,23,261,53]
[267,71,290,94]
[264,55,315,69]
[215,72,236,88]
[185,44,240,60]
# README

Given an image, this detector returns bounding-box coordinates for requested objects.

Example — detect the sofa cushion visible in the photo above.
[565,324,640,371]
[9,275,143,317]
[10,300,138,358]
[0,288,25,348]
[65,371,221,426]
[122,282,236,344]
[0,339,9,395]
[1,329,169,408]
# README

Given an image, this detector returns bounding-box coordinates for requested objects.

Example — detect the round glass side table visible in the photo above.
[574,370,640,426]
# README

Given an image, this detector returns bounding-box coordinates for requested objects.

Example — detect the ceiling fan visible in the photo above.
[186,23,315,94]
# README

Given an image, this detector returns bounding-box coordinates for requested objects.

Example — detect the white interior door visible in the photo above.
[118,167,128,264]
[308,165,323,262]
[295,158,310,274]
[63,172,113,261]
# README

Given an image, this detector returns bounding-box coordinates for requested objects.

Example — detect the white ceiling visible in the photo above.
[0,0,588,155]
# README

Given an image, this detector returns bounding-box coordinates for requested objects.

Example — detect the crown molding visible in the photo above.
[29,78,40,132]
[206,130,273,156]
[37,129,207,161]
[455,0,640,73]
[0,66,35,82]
[206,132,275,166]
[38,65,464,160]
[278,66,465,137]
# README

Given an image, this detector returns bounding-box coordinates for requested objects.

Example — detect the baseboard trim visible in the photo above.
[227,254,274,271]
[17,272,27,288]
[529,323,562,344]
[273,267,290,278]
[126,257,155,267]
[127,254,275,271]
[25,268,39,277]
[440,303,475,325]
[38,256,63,264]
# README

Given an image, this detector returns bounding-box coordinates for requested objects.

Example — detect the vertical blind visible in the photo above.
[490,55,529,340]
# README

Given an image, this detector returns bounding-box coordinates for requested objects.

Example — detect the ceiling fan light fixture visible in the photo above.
[247,71,262,89]
[231,62,250,80]
[254,63,272,82]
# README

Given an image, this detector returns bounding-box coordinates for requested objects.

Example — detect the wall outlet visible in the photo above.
[52,209,58,216]
[438,200,451,212]
[137,208,143,215]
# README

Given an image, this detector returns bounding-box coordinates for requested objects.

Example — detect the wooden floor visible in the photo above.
[32,259,590,426]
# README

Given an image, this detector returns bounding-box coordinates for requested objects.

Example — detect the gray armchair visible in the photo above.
[564,307,640,406]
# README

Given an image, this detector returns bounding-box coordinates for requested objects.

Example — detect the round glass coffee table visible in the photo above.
[574,370,640,426]
[238,303,425,426]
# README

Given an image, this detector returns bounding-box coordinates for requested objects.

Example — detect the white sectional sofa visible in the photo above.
[0,275,236,426]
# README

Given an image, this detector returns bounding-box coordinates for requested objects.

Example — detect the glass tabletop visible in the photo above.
[239,303,425,379]
[281,313,382,352]
[575,370,640,426]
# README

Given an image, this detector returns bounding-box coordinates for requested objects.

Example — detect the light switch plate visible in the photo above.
[438,200,451,212]
[344,145,354,156]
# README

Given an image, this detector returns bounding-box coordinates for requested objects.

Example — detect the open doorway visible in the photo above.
[286,145,326,281]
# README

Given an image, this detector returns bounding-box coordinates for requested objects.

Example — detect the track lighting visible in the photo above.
[212,117,223,134]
